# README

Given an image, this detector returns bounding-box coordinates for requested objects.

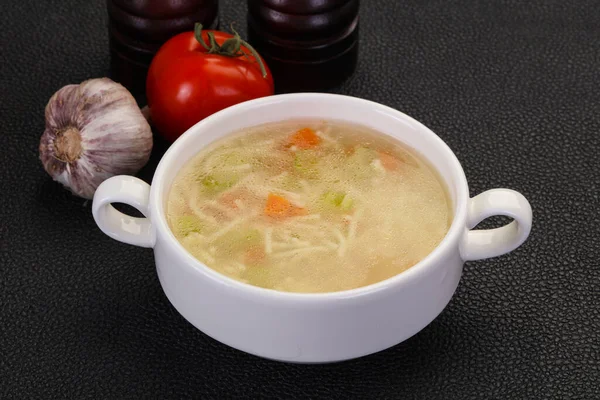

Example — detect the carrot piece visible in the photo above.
[264,193,306,218]
[264,193,292,217]
[289,128,320,149]
[378,151,402,171]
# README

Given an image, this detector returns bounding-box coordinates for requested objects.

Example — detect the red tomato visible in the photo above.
[146,26,274,142]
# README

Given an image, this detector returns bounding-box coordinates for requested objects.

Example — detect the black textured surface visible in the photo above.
[1,0,599,398]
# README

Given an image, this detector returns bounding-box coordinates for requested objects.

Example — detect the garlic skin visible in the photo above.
[39,78,153,199]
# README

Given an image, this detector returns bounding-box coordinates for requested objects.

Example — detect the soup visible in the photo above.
[166,121,452,293]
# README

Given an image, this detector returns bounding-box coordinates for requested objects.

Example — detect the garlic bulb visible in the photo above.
[39,78,153,199]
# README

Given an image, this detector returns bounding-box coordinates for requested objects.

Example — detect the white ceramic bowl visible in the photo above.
[92,93,532,363]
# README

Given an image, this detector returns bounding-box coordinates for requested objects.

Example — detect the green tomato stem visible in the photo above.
[193,23,268,78]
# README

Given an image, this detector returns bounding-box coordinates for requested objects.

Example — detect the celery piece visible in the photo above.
[322,191,354,211]
[175,215,203,236]
[200,172,239,194]
[339,194,354,211]
[323,191,345,206]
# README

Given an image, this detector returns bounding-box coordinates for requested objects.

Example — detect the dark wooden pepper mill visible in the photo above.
[107,0,219,95]
[247,0,359,93]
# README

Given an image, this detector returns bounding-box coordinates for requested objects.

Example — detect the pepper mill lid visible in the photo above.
[247,0,359,93]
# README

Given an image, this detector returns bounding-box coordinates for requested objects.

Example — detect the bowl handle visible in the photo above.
[92,175,156,248]
[460,189,532,261]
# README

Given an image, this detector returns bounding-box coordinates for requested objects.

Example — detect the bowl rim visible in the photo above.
[150,93,469,302]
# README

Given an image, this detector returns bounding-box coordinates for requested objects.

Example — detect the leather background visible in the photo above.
[1,0,599,398]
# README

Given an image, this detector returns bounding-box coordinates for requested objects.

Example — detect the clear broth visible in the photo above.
[166,120,452,293]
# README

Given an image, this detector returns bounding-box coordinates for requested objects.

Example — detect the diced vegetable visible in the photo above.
[323,191,343,206]
[200,172,238,194]
[293,150,319,178]
[265,193,291,217]
[322,191,354,211]
[340,194,354,210]
[264,193,306,218]
[175,215,203,236]
[378,151,402,171]
[289,127,320,149]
